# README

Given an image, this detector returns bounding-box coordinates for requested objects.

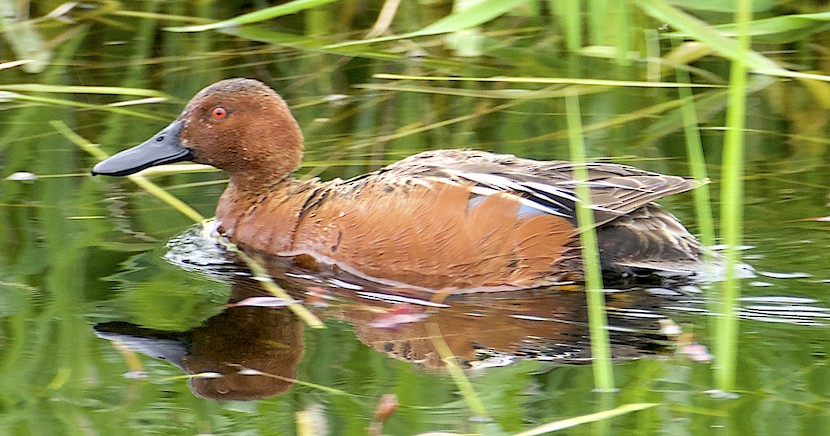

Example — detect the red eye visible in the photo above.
[211,106,227,120]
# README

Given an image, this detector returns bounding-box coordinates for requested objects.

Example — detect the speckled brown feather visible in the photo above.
[376,150,702,227]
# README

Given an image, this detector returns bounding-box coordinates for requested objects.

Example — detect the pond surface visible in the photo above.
[1,2,829,435]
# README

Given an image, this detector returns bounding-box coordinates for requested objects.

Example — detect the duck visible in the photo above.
[92,78,707,292]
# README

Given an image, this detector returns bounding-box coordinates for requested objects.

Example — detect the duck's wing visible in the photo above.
[291,177,581,291]
[377,150,704,226]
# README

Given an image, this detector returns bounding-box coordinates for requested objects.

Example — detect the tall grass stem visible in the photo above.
[715,0,751,392]
[565,91,614,391]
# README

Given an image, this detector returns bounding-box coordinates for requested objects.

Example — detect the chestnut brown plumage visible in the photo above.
[93,78,706,291]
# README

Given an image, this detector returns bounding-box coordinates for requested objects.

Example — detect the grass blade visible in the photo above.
[514,402,659,435]
[3,91,169,121]
[0,84,168,97]
[713,0,751,393]
[426,323,488,418]
[676,10,830,43]
[565,91,614,391]
[325,0,530,49]
[633,0,781,75]
[167,0,338,32]
[674,57,714,249]
[373,73,721,88]
[549,0,582,51]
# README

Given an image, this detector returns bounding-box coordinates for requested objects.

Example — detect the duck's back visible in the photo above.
[373,150,700,227]
[377,150,706,277]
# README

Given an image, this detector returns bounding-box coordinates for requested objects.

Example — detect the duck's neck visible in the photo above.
[228,170,294,195]
[215,176,323,253]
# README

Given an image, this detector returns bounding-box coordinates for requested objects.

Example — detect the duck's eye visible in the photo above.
[211,106,228,120]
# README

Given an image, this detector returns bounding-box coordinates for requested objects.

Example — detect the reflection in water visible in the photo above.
[96,304,303,401]
[345,289,675,368]
[95,225,705,401]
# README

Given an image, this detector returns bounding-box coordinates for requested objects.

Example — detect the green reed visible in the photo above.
[640,0,753,393]
[565,91,614,391]
[673,49,722,350]
[714,0,752,393]
[549,0,582,52]
[674,66,715,250]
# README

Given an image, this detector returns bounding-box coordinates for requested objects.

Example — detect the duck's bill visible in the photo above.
[91,120,193,176]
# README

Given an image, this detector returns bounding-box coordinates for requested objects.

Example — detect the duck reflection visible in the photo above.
[96,239,695,401]
[340,288,676,368]
[96,303,303,401]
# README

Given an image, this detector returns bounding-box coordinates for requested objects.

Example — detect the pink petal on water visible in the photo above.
[368,304,429,329]
[228,296,296,308]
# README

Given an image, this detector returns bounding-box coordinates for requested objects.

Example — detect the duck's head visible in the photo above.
[92,78,304,191]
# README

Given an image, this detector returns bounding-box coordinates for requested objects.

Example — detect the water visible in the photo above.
[1,2,829,434]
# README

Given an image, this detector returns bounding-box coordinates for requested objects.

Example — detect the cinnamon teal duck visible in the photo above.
[93,78,707,291]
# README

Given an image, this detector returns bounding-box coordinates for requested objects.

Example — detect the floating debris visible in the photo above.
[5,171,37,181]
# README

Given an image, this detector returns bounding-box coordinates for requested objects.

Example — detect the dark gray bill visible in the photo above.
[91,119,192,176]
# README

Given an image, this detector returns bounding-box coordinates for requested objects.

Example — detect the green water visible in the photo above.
[1,1,829,434]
